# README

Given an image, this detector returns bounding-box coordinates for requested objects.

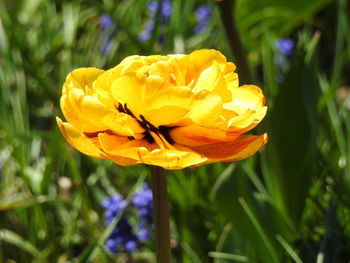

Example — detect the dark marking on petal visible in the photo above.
[116,103,125,113]
[143,131,155,144]
[159,126,176,145]
[140,115,158,133]
[124,103,135,118]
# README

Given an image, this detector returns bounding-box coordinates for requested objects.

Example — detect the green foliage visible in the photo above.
[1,0,350,262]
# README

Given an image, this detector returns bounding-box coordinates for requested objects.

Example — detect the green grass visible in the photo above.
[1,0,350,262]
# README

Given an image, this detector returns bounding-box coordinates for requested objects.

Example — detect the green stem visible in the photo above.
[151,166,172,263]
[216,0,253,84]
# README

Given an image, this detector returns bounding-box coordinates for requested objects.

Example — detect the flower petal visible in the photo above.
[193,62,232,102]
[98,132,205,169]
[227,107,267,133]
[110,74,147,117]
[184,90,222,126]
[189,49,227,72]
[98,133,156,161]
[64,67,105,94]
[56,117,107,159]
[170,124,239,146]
[142,148,206,169]
[188,134,268,161]
[225,85,265,115]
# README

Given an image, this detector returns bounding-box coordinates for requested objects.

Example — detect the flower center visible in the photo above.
[117,103,175,145]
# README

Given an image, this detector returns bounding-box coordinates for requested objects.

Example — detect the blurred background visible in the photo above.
[1,0,350,262]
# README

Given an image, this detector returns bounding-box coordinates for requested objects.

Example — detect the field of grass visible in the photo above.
[1,0,350,262]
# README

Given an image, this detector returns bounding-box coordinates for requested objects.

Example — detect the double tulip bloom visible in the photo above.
[57,49,267,169]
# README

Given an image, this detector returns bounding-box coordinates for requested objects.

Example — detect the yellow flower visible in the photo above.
[57,49,267,169]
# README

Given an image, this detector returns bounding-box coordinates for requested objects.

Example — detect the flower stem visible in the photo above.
[216,0,253,84]
[151,166,172,263]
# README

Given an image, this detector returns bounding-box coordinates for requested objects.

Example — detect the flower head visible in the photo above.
[57,49,267,169]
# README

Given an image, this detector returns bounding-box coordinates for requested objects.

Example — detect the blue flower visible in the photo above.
[147,1,158,15]
[102,184,154,253]
[161,0,172,18]
[274,38,294,83]
[138,0,172,42]
[138,20,155,42]
[125,240,138,253]
[102,194,138,253]
[276,38,294,57]
[194,5,212,34]
[132,183,154,241]
[99,14,116,54]
[100,14,113,30]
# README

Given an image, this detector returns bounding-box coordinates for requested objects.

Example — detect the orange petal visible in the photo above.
[98,132,156,161]
[170,124,239,146]
[97,133,141,166]
[188,134,268,161]
[98,132,205,169]
[56,117,107,159]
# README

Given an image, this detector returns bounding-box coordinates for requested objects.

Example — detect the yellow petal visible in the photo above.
[184,90,222,126]
[110,74,146,117]
[228,106,267,133]
[61,68,108,132]
[64,67,105,94]
[106,154,140,166]
[142,148,206,170]
[224,72,239,90]
[189,134,268,161]
[189,49,227,72]
[143,84,191,126]
[193,62,232,102]
[223,62,237,74]
[146,84,193,109]
[56,117,107,159]
[144,106,189,127]
[225,85,265,115]
[60,94,109,132]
